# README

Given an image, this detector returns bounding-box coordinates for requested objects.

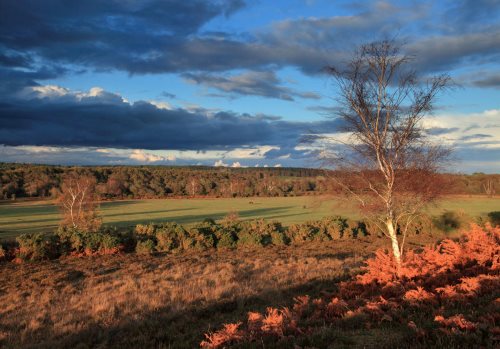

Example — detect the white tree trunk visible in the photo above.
[386,218,402,273]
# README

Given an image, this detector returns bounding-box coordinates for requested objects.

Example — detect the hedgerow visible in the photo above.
[2,210,494,263]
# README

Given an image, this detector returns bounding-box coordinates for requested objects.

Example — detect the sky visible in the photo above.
[0,0,499,172]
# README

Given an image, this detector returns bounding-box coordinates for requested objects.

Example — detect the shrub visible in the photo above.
[56,227,85,253]
[155,223,189,252]
[135,239,156,254]
[347,220,368,238]
[270,230,289,245]
[433,211,463,232]
[288,222,319,243]
[16,233,60,261]
[487,211,500,227]
[0,244,5,261]
[56,227,124,255]
[237,230,263,247]
[322,216,349,239]
[237,219,282,247]
[288,216,349,243]
[216,230,238,248]
[188,221,218,250]
[135,224,156,236]
[100,234,121,250]
[219,211,240,228]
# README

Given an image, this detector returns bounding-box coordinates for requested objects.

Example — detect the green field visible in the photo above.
[0,196,498,239]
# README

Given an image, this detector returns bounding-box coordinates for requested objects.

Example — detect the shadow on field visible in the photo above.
[101,207,196,218]
[16,275,345,349]
[112,206,296,227]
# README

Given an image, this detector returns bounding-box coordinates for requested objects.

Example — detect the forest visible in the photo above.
[1,163,498,200]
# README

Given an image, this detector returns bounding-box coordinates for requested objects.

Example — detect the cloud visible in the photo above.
[0,85,342,152]
[160,91,177,99]
[471,73,500,89]
[183,70,321,101]
[214,160,243,167]
[214,159,228,167]
[0,0,497,81]
[129,149,169,163]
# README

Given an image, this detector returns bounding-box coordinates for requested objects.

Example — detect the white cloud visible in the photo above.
[28,85,69,99]
[214,159,228,167]
[129,149,166,162]
[15,145,62,153]
[23,84,126,105]
[149,100,174,110]
[424,109,500,148]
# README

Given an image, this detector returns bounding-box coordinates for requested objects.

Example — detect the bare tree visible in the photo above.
[59,172,102,231]
[483,179,496,198]
[321,40,451,272]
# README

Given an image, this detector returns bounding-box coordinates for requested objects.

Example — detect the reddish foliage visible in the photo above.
[403,287,435,303]
[434,314,477,332]
[200,225,500,348]
[200,322,243,349]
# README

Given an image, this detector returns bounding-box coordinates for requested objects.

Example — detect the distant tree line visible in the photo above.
[0,163,498,200]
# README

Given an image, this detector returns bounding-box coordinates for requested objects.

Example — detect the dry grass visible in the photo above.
[0,237,402,349]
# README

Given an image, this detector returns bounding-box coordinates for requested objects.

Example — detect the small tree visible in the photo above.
[483,179,495,198]
[321,40,451,272]
[59,172,102,231]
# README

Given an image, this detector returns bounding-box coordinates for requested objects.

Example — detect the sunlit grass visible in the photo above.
[0,196,498,239]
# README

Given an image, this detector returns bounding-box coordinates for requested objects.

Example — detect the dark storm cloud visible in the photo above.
[1,0,498,80]
[0,0,247,74]
[0,89,343,151]
[407,31,500,74]
[471,73,500,89]
[426,127,461,135]
[183,71,321,101]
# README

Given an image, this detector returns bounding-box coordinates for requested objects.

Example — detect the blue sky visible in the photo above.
[0,0,499,172]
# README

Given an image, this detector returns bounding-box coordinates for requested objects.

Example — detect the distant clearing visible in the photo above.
[0,196,498,239]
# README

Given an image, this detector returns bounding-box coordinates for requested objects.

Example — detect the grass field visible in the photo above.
[0,196,498,239]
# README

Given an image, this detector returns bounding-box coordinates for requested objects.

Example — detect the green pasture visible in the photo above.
[0,196,498,239]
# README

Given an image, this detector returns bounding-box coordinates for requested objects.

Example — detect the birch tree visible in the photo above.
[59,172,102,231]
[322,40,451,272]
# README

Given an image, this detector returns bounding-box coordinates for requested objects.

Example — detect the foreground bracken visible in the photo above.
[201,224,500,348]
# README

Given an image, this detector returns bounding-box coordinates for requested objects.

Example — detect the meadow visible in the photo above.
[0,196,499,239]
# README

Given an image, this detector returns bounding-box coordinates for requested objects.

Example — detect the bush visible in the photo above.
[16,233,60,261]
[487,211,500,227]
[155,222,190,252]
[136,239,156,254]
[216,230,238,248]
[135,224,156,236]
[288,216,349,243]
[347,220,368,238]
[56,227,124,255]
[237,219,285,247]
[219,211,240,228]
[0,244,5,261]
[288,222,319,243]
[322,216,349,239]
[236,230,263,247]
[100,234,121,250]
[433,211,463,232]
[188,221,217,250]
